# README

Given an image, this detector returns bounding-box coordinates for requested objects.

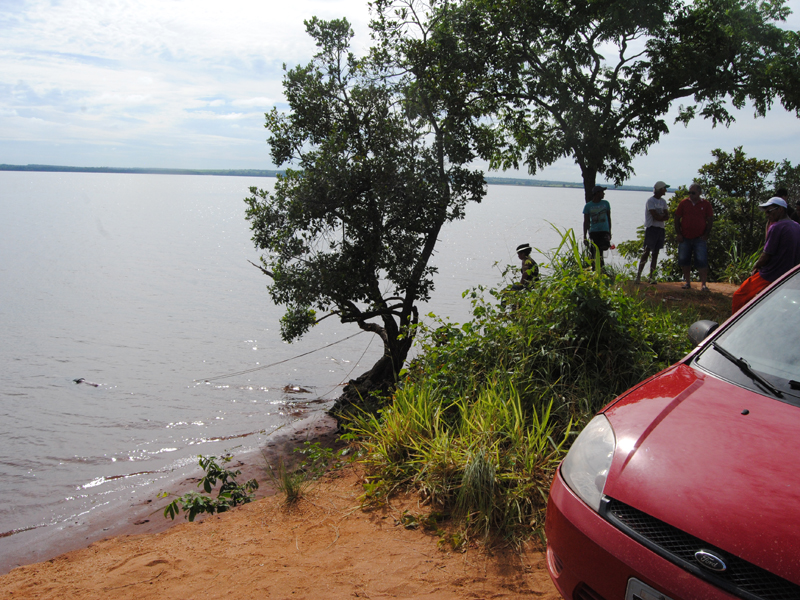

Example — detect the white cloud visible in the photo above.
[231,97,273,107]
[0,0,797,178]
[0,0,372,169]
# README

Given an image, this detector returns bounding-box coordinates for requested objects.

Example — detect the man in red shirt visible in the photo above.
[674,184,714,291]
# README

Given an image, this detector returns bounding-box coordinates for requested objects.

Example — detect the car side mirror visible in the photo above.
[688,320,719,346]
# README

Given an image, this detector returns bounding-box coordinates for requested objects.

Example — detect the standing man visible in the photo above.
[583,185,611,270]
[674,183,713,290]
[732,197,800,313]
[635,181,670,284]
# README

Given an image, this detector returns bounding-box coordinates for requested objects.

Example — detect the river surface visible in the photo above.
[0,171,651,567]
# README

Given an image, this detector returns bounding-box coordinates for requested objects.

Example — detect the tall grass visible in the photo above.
[349,378,567,539]
[722,242,760,284]
[346,229,695,541]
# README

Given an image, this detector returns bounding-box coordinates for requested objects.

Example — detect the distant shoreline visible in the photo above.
[0,163,653,192]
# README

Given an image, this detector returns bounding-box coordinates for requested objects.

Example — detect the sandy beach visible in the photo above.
[0,412,341,575]
[0,462,561,599]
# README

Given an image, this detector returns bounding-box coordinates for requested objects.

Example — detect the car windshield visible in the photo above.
[695,269,800,400]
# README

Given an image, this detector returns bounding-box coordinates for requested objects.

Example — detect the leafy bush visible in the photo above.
[411,229,690,419]
[162,454,258,522]
[347,229,693,540]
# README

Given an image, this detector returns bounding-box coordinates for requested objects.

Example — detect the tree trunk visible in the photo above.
[328,326,414,424]
[580,165,598,204]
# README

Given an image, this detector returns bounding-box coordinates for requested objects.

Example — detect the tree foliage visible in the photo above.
[697,146,777,254]
[775,159,800,203]
[420,0,800,200]
[245,17,485,398]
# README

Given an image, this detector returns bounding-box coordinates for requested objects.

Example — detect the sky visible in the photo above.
[1,0,798,187]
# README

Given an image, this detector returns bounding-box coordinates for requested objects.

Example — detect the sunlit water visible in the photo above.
[0,171,650,565]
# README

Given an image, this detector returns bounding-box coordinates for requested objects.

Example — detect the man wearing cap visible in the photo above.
[732,197,800,313]
[635,181,670,284]
[511,243,539,290]
[674,183,713,290]
[583,185,611,269]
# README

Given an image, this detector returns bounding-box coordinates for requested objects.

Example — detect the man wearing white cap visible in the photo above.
[634,181,670,284]
[732,197,800,313]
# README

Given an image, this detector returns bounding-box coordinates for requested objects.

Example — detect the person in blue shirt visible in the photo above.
[583,185,612,270]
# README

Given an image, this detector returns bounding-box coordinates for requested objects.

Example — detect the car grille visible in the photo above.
[604,498,800,600]
[573,583,608,600]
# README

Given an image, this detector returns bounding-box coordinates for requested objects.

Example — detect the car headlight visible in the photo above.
[560,414,616,512]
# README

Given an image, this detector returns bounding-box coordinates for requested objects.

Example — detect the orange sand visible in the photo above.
[0,466,560,599]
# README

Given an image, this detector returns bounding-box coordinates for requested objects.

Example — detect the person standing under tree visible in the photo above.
[583,185,612,270]
[635,181,670,284]
[674,183,713,291]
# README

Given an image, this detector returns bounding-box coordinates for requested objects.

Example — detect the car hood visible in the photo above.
[603,363,800,583]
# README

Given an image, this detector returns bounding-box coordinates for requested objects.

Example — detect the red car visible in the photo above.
[545,265,800,600]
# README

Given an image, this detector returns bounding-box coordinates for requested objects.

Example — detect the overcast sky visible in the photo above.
[1,0,798,187]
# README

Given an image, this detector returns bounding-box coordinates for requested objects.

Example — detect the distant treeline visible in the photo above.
[484,176,651,192]
[0,164,283,178]
[0,164,652,192]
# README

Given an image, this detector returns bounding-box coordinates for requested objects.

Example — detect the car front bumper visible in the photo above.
[545,468,737,600]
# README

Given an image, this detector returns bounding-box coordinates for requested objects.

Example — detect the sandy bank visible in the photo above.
[0,464,560,599]
[0,411,340,575]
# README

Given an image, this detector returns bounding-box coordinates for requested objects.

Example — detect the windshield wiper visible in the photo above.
[712,342,783,398]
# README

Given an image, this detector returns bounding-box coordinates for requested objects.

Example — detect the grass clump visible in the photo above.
[349,378,567,540]
[347,229,697,542]
[265,441,347,505]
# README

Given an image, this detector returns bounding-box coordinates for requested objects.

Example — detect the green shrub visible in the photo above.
[347,229,693,541]
[722,242,760,285]
[162,454,258,521]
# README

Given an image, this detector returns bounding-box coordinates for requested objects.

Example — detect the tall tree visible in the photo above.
[775,159,800,204]
[245,17,484,407]
[421,0,800,200]
[696,146,776,255]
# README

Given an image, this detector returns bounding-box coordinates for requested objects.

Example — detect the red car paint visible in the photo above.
[603,364,800,584]
[545,265,800,600]
[547,472,739,600]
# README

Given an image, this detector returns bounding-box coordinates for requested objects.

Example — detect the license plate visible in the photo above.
[625,578,674,600]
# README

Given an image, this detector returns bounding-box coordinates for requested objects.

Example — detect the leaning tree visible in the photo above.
[245,17,484,409]
[415,0,800,201]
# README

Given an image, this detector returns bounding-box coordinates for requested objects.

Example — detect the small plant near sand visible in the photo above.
[397,510,446,531]
[266,459,308,504]
[265,441,347,504]
[161,454,258,522]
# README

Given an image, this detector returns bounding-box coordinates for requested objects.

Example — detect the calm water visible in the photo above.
[0,172,648,565]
